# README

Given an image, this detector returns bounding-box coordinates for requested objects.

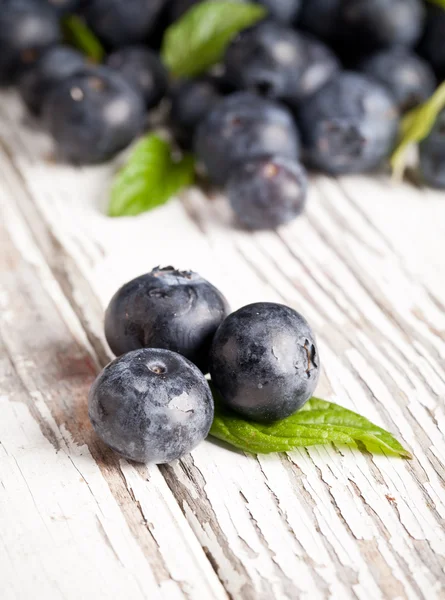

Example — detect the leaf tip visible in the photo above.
[160,0,269,78]
[400,448,413,460]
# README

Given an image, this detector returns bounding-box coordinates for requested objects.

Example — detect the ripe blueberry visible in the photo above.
[337,0,425,52]
[226,155,308,230]
[297,72,399,175]
[360,48,436,113]
[298,0,341,44]
[0,0,61,85]
[419,6,445,81]
[170,76,223,149]
[106,46,168,110]
[210,302,320,423]
[42,66,145,164]
[419,110,445,190]
[45,0,80,15]
[83,0,167,48]
[169,0,200,21]
[89,348,214,464]
[299,0,424,60]
[18,45,86,115]
[105,267,229,373]
[194,91,301,186]
[258,0,301,24]
[224,22,339,106]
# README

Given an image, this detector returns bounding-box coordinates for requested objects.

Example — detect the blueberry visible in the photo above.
[257,0,301,24]
[194,91,301,186]
[170,76,223,149]
[226,155,308,230]
[169,0,200,21]
[42,66,145,164]
[418,6,445,81]
[297,72,399,175]
[360,48,436,114]
[18,45,86,115]
[83,0,167,48]
[299,0,424,57]
[210,302,320,423]
[106,46,168,109]
[105,267,229,373]
[0,0,61,85]
[89,348,214,463]
[338,0,425,52]
[224,22,339,107]
[419,110,445,190]
[298,0,341,44]
[45,0,80,14]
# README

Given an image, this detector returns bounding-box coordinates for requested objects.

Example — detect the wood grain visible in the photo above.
[1,91,445,599]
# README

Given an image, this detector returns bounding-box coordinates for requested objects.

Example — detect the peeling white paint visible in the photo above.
[0,397,160,600]
[0,91,444,599]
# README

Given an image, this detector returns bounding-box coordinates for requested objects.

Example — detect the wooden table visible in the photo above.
[1,90,445,600]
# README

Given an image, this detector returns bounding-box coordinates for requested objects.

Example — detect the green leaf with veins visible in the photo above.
[161,0,267,78]
[391,81,445,180]
[108,135,195,217]
[62,15,105,63]
[209,389,412,458]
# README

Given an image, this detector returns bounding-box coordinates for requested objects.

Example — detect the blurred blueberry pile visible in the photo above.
[1,0,444,227]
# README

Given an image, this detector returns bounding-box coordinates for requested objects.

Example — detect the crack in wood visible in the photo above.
[1,95,445,599]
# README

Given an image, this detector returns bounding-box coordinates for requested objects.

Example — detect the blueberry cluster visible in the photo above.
[0,0,170,164]
[89,267,320,463]
[1,1,444,226]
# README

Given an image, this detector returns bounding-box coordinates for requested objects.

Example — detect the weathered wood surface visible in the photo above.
[1,91,445,600]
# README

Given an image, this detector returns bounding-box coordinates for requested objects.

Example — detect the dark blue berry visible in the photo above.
[419,111,445,190]
[83,0,167,48]
[169,0,199,21]
[258,0,301,23]
[297,72,399,175]
[194,91,301,186]
[419,6,445,81]
[170,76,223,149]
[45,0,80,14]
[42,66,145,164]
[226,155,308,230]
[225,22,339,106]
[89,348,214,464]
[0,0,61,85]
[298,0,341,43]
[299,0,424,57]
[105,267,230,373]
[210,302,320,423]
[338,0,425,52]
[106,46,168,109]
[360,48,436,113]
[18,45,86,115]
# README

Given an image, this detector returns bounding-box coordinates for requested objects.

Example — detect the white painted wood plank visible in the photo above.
[1,91,445,599]
[0,179,227,600]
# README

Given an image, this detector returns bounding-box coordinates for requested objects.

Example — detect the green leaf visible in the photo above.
[209,391,412,458]
[108,135,195,217]
[62,15,105,63]
[161,0,267,78]
[391,81,445,180]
